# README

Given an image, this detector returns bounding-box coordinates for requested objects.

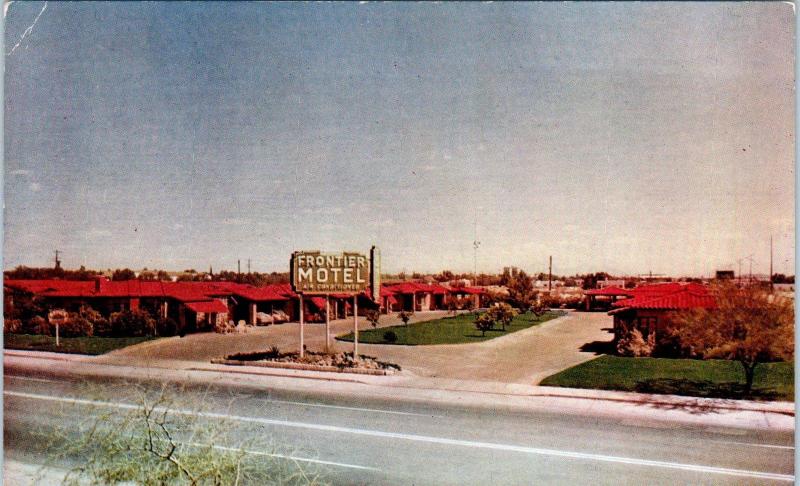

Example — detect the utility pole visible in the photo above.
[54,250,61,270]
[770,235,774,291]
[548,256,552,292]
[737,258,744,285]
[247,258,251,274]
[745,254,754,284]
[473,215,480,286]
[237,259,241,276]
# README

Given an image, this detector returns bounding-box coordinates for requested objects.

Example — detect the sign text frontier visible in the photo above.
[291,252,370,294]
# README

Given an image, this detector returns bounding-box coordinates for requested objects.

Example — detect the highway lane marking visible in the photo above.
[712,440,794,450]
[4,375,60,384]
[182,441,380,471]
[5,390,794,483]
[262,398,443,418]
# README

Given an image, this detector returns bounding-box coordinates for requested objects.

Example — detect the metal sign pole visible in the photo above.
[299,294,304,358]
[56,323,60,347]
[353,295,359,360]
[325,293,331,353]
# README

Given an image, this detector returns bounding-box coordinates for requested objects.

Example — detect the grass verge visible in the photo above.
[540,355,794,401]
[336,310,564,345]
[4,333,158,355]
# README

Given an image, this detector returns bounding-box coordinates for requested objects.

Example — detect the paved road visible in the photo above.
[4,368,794,485]
[97,310,612,385]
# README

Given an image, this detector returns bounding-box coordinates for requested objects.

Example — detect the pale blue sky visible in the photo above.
[4,2,795,276]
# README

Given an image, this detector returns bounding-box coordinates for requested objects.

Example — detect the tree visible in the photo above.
[506,271,536,310]
[487,303,517,331]
[772,274,795,284]
[112,268,137,281]
[474,313,495,337]
[670,283,794,395]
[365,309,381,329]
[138,270,157,281]
[398,310,413,326]
[581,272,610,290]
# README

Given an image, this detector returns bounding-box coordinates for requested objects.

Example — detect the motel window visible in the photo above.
[638,317,657,338]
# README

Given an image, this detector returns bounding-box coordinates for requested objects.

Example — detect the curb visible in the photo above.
[210,358,396,376]
[531,386,795,416]
[3,349,95,361]
[189,366,369,384]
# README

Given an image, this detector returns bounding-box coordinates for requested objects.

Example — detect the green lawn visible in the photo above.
[4,334,158,355]
[337,311,564,345]
[540,355,794,401]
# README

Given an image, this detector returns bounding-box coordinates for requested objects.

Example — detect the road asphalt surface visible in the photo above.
[4,367,794,485]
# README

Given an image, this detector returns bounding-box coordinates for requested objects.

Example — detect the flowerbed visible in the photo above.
[214,349,401,375]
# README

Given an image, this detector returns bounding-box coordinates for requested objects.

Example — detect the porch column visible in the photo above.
[249,302,257,325]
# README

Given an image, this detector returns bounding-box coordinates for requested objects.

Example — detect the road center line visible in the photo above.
[263,398,442,418]
[186,441,380,471]
[5,390,794,483]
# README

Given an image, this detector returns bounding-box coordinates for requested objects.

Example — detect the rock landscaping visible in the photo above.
[212,348,401,375]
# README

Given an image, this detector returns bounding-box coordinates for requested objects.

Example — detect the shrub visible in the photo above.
[398,310,413,326]
[60,314,94,337]
[77,306,108,337]
[4,319,21,334]
[474,313,495,337]
[110,309,156,337]
[616,328,654,357]
[365,309,381,329]
[213,319,233,334]
[383,330,398,343]
[156,317,178,337]
[487,303,517,331]
[22,315,49,335]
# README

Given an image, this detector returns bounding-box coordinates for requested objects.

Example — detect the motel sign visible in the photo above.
[291,251,370,294]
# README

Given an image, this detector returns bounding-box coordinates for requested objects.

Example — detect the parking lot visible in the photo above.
[97,310,612,385]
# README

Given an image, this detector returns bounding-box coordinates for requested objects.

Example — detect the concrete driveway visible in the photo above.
[97,310,613,385]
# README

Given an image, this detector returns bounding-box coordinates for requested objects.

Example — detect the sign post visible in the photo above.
[325,293,330,352]
[299,294,304,358]
[353,295,359,359]
[49,309,67,347]
[290,249,379,360]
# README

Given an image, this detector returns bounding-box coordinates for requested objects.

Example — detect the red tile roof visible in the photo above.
[449,286,484,295]
[585,286,631,296]
[612,283,715,310]
[309,296,328,309]
[184,300,229,314]
[4,279,294,304]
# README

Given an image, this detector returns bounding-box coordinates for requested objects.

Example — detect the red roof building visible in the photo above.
[4,278,299,333]
[608,283,716,344]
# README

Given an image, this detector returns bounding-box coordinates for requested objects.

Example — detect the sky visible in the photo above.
[3,2,795,277]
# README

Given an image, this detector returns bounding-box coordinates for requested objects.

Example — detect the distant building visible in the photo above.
[715,270,735,280]
[597,279,625,289]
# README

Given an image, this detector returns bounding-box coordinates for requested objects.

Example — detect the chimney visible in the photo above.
[95,276,109,293]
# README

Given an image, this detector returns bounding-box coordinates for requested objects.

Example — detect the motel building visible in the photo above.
[4,278,297,333]
[583,286,631,311]
[4,277,488,332]
[377,283,486,313]
[607,283,716,344]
